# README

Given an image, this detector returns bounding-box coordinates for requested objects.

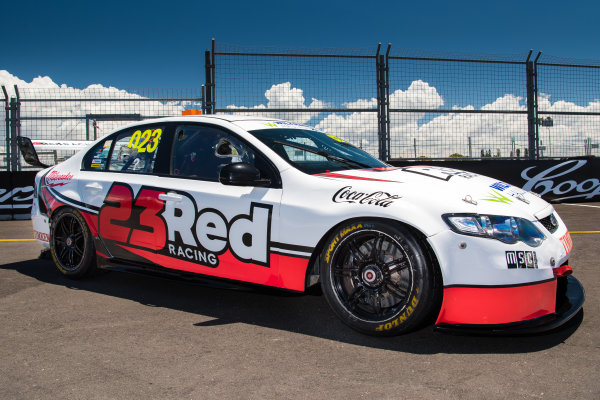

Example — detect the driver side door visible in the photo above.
[78,122,171,259]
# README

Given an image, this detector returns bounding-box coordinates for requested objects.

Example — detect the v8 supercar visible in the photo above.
[26,115,584,336]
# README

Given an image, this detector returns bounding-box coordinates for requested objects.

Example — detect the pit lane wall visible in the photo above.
[1,158,599,220]
[0,171,37,220]
[385,158,600,203]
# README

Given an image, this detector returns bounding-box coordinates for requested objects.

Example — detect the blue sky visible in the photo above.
[2,0,599,89]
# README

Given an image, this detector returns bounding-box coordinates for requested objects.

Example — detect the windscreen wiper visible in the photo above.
[273,140,371,169]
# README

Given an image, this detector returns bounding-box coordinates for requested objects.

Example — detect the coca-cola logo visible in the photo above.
[45,170,74,187]
[333,186,401,207]
[521,160,600,201]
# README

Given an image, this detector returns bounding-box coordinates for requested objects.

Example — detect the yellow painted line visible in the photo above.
[570,231,600,234]
[0,239,37,242]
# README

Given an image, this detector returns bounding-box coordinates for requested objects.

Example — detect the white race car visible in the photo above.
[23,115,584,335]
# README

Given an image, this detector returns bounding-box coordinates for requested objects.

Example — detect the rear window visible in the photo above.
[82,138,113,170]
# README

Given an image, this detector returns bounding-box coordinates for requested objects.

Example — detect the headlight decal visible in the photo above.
[442,213,546,247]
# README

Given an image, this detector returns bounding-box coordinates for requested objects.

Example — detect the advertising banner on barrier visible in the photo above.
[0,158,598,220]
[388,158,600,203]
[0,171,37,220]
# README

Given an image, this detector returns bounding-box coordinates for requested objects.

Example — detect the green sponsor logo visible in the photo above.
[482,189,513,204]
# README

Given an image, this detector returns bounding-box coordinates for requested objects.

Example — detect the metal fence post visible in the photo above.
[384,44,391,161]
[2,86,9,171]
[526,51,542,159]
[204,38,216,115]
[205,50,213,114]
[211,38,216,114]
[9,93,21,171]
[376,44,389,161]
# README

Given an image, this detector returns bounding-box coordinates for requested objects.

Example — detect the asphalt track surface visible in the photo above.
[1,203,598,399]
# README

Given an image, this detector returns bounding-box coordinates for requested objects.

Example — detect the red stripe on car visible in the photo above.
[314,172,396,182]
[118,245,309,291]
[80,211,99,237]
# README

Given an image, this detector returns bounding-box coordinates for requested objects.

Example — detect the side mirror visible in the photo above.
[219,163,271,187]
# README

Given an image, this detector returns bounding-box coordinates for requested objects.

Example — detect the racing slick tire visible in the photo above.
[320,220,439,336]
[50,207,97,279]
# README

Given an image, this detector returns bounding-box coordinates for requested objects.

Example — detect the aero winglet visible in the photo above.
[18,137,50,168]
[17,138,93,168]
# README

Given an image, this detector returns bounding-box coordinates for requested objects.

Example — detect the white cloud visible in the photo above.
[314,80,445,156]
[2,70,598,162]
[239,80,598,159]
[226,82,325,124]
[0,70,59,95]
[397,94,529,158]
[390,80,444,110]
[343,97,377,109]
[534,93,600,157]
[1,71,199,165]
[1,70,196,140]
[317,111,379,155]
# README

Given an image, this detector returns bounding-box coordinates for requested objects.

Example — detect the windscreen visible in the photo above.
[249,128,387,174]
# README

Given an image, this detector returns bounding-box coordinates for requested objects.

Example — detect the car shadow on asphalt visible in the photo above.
[2,258,584,355]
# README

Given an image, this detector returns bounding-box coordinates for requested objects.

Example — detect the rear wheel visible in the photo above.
[50,207,96,278]
[320,220,438,336]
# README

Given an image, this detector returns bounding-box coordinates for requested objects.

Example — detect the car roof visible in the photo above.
[133,114,287,125]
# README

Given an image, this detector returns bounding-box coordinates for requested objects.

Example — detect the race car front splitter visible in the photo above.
[434,275,585,335]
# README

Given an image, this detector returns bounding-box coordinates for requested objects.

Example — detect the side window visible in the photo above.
[171,125,255,181]
[82,138,114,170]
[108,126,164,174]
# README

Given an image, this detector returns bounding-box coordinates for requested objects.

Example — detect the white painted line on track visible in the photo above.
[562,203,600,209]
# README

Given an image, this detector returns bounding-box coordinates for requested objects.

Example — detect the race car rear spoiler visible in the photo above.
[17,137,93,168]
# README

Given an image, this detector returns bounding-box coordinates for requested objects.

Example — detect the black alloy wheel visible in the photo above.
[321,220,439,336]
[50,208,96,278]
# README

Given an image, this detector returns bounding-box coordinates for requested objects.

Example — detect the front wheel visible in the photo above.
[320,220,439,336]
[50,207,97,279]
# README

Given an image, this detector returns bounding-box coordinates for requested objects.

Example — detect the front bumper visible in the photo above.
[434,275,585,335]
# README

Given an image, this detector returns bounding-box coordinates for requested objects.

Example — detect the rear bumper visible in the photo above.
[434,275,585,335]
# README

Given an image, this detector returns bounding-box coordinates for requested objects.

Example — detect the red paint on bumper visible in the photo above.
[553,265,573,277]
[435,279,557,325]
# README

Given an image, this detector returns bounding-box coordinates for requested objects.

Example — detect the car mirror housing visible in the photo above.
[219,162,271,187]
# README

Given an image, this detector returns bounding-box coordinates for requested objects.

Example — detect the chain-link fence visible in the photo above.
[536,55,600,158]
[3,42,599,171]
[1,86,203,170]
[211,43,382,156]
[387,50,530,159]
[206,41,600,161]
